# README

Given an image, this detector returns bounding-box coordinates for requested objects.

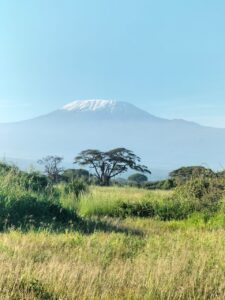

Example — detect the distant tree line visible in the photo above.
[1,151,225,230]
[37,148,151,186]
[35,149,224,190]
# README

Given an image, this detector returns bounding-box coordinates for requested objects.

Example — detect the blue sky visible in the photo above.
[0,0,225,127]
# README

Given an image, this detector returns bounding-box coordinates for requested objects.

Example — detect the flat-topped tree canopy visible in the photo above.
[74,148,151,186]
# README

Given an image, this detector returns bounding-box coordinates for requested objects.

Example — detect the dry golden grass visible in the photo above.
[0,219,224,299]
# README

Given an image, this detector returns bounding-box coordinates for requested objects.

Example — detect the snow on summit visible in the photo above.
[60,99,158,120]
[62,99,117,112]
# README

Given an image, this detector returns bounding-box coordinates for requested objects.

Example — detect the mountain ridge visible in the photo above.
[0,99,225,173]
[0,99,202,126]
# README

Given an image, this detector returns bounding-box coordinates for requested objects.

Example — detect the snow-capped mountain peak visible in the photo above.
[62,99,117,112]
[60,99,162,121]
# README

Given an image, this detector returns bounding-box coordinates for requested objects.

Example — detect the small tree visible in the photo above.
[169,166,214,185]
[128,173,148,185]
[38,156,64,183]
[74,148,151,186]
[63,168,90,182]
[63,179,88,199]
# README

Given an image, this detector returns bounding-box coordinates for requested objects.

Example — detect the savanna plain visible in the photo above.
[0,165,224,299]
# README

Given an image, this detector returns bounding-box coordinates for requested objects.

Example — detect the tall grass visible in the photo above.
[0,221,224,299]
[77,187,183,220]
[0,168,79,230]
[77,183,225,220]
[0,166,224,299]
[78,186,172,217]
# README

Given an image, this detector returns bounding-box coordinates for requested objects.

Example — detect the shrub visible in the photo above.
[152,198,192,220]
[0,162,14,175]
[114,201,155,218]
[144,179,175,190]
[62,169,90,182]
[173,177,224,214]
[63,179,88,199]
[0,190,78,230]
[169,166,215,186]
[114,198,192,220]
[128,173,148,185]
[0,165,48,194]
[21,172,49,193]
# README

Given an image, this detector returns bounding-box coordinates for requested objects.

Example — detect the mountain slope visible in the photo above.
[0,99,224,173]
[33,99,167,123]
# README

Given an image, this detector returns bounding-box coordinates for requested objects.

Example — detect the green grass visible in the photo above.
[77,186,172,217]
[77,185,204,220]
[0,172,224,299]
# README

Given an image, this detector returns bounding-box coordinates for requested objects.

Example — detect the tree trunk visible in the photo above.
[101,175,110,186]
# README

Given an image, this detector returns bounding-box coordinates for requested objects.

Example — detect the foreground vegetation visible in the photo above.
[0,162,224,299]
[0,216,224,299]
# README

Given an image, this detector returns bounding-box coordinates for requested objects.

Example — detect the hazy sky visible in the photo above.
[0,0,225,127]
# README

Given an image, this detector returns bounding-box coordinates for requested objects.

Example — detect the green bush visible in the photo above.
[173,177,224,214]
[63,179,88,199]
[0,162,14,175]
[0,165,49,194]
[113,201,155,218]
[144,179,175,190]
[128,173,148,185]
[0,163,79,229]
[169,166,215,186]
[62,169,90,182]
[21,172,49,193]
[113,198,192,220]
[152,199,192,220]
[0,189,78,230]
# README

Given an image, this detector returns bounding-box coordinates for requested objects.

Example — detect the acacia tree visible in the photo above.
[74,148,151,186]
[128,173,148,185]
[38,155,64,183]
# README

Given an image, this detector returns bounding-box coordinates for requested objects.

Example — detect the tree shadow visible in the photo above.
[1,216,143,236]
[76,217,143,236]
[0,199,143,236]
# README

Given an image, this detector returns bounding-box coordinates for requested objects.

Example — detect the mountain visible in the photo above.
[37,99,166,122]
[1,99,225,178]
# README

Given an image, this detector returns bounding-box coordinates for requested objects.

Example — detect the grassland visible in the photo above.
[0,186,224,299]
[77,186,170,216]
